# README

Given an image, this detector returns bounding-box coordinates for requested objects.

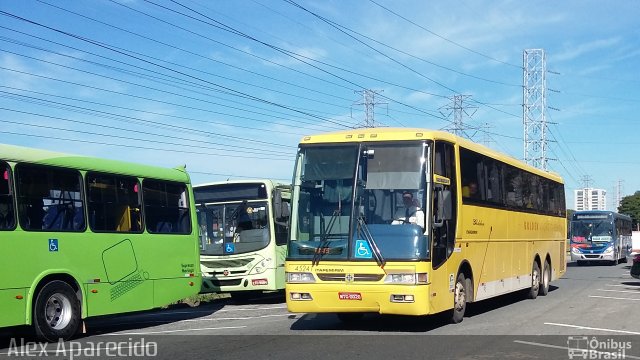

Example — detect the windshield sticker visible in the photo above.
[224,243,235,254]
[354,240,373,259]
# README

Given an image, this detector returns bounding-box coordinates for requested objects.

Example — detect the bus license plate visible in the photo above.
[338,292,362,300]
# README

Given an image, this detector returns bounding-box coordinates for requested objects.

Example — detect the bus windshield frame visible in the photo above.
[288,141,430,262]
[195,182,273,256]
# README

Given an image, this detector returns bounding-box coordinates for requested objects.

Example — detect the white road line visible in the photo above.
[514,340,640,360]
[135,305,287,317]
[589,295,640,301]
[183,314,289,322]
[597,289,640,294]
[103,313,290,328]
[101,325,247,335]
[545,322,640,335]
[604,284,640,287]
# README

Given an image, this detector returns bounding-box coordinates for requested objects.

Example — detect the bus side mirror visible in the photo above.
[273,189,290,220]
[433,187,452,228]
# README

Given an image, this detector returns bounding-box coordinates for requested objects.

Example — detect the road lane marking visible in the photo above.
[545,322,640,335]
[589,295,640,301]
[101,325,247,335]
[183,314,290,322]
[514,340,640,359]
[597,289,640,294]
[135,305,287,317]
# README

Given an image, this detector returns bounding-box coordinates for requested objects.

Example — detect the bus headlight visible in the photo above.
[286,272,315,283]
[571,247,582,254]
[604,246,614,254]
[384,273,428,285]
[249,258,272,275]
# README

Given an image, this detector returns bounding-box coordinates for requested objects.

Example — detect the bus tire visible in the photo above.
[527,262,540,299]
[539,260,551,296]
[33,280,81,342]
[451,273,467,324]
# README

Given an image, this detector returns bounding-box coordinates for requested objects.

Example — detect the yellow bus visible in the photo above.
[285,128,566,322]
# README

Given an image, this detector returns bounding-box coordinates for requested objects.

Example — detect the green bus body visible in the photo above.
[0,144,201,334]
[194,180,290,295]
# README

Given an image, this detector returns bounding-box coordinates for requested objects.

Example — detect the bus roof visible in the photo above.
[194,179,289,188]
[299,128,563,184]
[0,143,190,183]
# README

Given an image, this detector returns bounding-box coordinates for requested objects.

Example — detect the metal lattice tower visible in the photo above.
[440,94,477,138]
[354,89,386,128]
[523,49,549,170]
[614,179,624,211]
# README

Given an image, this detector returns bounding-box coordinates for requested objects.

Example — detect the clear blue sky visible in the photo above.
[0,0,638,210]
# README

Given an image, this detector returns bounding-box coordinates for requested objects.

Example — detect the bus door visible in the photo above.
[430,141,458,308]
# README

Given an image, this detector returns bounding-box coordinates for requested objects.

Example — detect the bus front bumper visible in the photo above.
[201,270,279,293]
[286,283,432,316]
[571,252,615,262]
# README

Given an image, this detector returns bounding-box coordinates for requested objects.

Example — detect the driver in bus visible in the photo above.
[392,191,425,230]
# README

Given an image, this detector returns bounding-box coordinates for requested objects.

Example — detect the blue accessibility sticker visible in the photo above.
[354,240,372,259]
[49,239,59,252]
[224,243,235,254]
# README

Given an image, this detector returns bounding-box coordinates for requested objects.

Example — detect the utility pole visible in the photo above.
[614,179,624,211]
[440,94,477,139]
[523,49,551,170]
[353,89,386,128]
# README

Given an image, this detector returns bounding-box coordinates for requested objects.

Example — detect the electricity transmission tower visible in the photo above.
[440,94,477,138]
[353,89,386,128]
[523,49,551,170]
[614,179,624,211]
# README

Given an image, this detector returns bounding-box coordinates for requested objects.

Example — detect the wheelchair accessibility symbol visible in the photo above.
[354,240,372,259]
[49,239,59,252]
[224,243,235,254]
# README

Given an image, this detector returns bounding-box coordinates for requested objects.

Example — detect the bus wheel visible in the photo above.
[451,273,467,324]
[33,281,81,342]
[527,262,540,299]
[539,261,551,296]
[337,313,365,323]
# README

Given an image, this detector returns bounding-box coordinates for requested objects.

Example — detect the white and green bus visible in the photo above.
[0,143,201,341]
[194,180,290,300]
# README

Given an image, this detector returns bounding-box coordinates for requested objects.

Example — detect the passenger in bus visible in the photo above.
[462,181,479,199]
[392,191,424,230]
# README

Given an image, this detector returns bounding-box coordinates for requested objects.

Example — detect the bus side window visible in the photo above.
[16,164,85,232]
[0,162,15,230]
[87,173,142,233]
[143,180,191,234]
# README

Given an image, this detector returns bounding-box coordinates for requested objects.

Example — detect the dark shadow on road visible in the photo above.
[0,293,288,349]
[289,286,558,333]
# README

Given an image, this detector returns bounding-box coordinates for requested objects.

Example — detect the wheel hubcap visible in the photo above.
[454,282,465,311]
[532,268,540,291]
[44,293,72,330]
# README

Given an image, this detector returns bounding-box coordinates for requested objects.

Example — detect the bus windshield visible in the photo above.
[571,220,614,242]
[198,201,270,255]
[288,142,429,261]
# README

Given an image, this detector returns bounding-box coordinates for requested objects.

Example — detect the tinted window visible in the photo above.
[143,180,191,234]
[16,164,85,231]
[87,172,142,233]
[0,162,15,230]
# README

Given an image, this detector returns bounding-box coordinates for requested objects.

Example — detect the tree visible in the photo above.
[618,191,640,230]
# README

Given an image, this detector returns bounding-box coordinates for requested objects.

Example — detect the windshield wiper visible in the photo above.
[357,217,385,268]
[312,209,340,266]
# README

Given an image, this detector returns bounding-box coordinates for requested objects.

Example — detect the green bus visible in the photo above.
[194,180,290,299]
[0,143,201,341]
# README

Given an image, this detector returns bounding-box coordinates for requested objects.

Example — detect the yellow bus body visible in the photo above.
[286,128,566,316]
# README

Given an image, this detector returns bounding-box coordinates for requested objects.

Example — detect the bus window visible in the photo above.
[87,172,142,233]
[16,164,85,232]
[0,162,15,230]
[143,180,191,234]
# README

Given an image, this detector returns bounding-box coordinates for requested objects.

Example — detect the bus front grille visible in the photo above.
[202,258,254,269]
[316,273,384,282]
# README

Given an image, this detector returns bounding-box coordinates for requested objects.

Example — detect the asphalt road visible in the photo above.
[2,261,640,359]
